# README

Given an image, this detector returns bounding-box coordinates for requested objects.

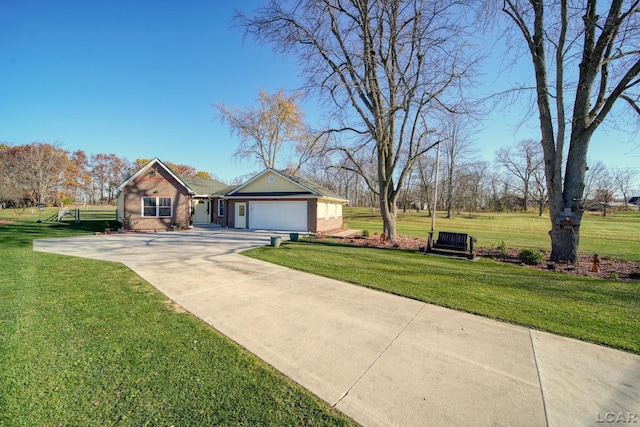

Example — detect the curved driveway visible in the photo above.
[34,228,640,427]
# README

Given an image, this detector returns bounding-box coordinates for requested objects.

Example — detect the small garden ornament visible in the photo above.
[592,254,601,273]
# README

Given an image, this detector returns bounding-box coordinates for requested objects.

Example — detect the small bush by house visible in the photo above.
[519,249,546,265]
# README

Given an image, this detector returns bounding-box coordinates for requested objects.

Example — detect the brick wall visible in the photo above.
[122,166,190,231]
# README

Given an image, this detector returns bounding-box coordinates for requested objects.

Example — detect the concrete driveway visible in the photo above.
[34,228,640,427]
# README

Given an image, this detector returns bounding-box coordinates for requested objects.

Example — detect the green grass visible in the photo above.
[0,208,354,426]
[345,207,640,261]
[244,239,640,354]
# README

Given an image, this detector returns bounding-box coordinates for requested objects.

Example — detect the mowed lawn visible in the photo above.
[0,209,354,426]
[344,208,640,261]
[244,208,640,354]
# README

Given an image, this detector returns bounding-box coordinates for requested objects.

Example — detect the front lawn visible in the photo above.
[244,240,640,354]
[0,209,354,426]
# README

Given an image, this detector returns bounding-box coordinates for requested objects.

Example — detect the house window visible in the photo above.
[217,199,224,217]
[142,196,172,217]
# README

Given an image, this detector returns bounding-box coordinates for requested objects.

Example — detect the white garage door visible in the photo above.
[249,201,307,231]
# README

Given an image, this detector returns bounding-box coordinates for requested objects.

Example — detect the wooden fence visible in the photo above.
[47,208,117,223]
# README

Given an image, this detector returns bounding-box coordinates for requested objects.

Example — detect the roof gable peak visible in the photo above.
[116,158,194,194]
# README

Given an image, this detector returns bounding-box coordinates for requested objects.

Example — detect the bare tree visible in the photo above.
[440,113,477,218]
[485,167,505,212]
[13,142,68,205]
[89,154,109,203]
[417,154,438,215]
[495,139,544,212]
[90,153,129,203]
[238,0,478,240]
[501,0,640,262]
[106,156,131,203]
[214,88,307,170]
[401,168,417,213]
[530,159,548,216]
[463,161,489,217]
[612,167,638,207]
[582,160,608,208]
[0,143,25,205]
[330,148,379,208]
[594,168,617,217]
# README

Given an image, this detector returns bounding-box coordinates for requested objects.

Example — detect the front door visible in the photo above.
[193,200,210,224]
[235,202,246,228]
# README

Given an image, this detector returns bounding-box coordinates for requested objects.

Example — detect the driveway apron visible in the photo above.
[34,229,640,427]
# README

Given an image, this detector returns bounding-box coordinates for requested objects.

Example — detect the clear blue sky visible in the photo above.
[1,0,638,184]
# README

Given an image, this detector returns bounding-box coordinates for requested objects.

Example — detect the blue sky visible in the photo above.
[1,1,638,184]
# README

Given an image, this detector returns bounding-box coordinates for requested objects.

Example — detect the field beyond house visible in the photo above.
[343,207,640,262]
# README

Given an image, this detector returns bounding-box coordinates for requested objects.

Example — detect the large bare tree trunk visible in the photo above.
[545,130,590,261]
[502,0,640,263]
[549,225,580,262]
[378,141,400,240]
[380,197,398,239]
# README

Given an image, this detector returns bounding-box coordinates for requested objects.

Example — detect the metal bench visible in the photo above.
[428,231,475,258]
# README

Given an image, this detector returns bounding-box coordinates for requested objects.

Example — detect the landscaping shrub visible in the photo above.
[362,229,370,237]
[498,241,507,257]
[519,249,546,265]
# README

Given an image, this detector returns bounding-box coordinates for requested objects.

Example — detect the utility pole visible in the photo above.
[428,141,441,250]
[431,141,441,233]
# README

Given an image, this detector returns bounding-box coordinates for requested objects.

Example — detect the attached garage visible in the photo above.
[221,169,349,233]
[249,201,308,231]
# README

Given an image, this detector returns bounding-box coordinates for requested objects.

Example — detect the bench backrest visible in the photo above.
[437,232,468,246]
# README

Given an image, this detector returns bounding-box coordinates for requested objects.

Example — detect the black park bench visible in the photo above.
[428,231,476,258]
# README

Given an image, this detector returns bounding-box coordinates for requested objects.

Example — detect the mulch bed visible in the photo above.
[477,247,640,283]
[316,231,640,283]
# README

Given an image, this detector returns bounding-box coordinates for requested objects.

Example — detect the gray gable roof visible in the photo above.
[181,176,229,197]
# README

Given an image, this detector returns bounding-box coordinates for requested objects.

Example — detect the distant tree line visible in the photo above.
[2,138,636,215]
[297,136,639,217]
[0,142,212,207]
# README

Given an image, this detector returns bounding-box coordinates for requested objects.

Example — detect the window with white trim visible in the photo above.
[217,199,224,217]
[142,196,172,217]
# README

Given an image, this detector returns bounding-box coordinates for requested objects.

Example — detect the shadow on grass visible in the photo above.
[296,237,422,255]
[0,218,121,247]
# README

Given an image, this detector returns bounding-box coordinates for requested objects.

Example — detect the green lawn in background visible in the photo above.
[343,207,640,261]
[0,208,354,426]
